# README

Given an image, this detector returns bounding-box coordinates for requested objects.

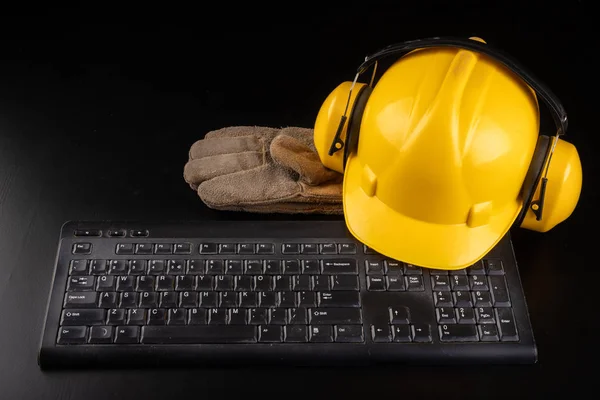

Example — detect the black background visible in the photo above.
[0,2,597,398]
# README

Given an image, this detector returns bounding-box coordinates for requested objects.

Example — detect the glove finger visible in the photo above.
[270,134,342,185]
[276,126,315,150]
[184,151,264,188]
[204,126,280,140]
[189,136,264,160]
[197,164,299,208]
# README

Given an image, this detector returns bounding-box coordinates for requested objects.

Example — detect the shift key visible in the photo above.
[64,292,98,308]
[309,308,362,324]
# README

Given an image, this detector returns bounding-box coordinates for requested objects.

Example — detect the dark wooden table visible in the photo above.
[0,4,596,398]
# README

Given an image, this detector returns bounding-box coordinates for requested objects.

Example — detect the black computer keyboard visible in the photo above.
[38,220,537,368]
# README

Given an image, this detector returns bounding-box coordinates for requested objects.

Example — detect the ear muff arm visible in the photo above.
[358,37,568,136]
[327,115,347,156]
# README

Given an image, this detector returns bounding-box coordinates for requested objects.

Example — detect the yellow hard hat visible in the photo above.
[314,37,582,270]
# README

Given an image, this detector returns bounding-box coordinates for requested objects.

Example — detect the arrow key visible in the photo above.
[388,306,410,324]
[89,326,113,343]
[370,324,391,342]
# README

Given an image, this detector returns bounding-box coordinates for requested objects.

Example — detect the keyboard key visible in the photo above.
[301,244,318,254]
[90,260,107,275]
[219,243,236,254]
[309,308,362,324]
[365,261,385,275]
[61,309,105,326]
[476,307,495,324]
[154,243,172,254]
[130,229,148,237]
[115,326,139,343]
[318,291,360,307]
[389,306,410,324]
[135,243,153,254]
[472,290,492,307]
[284,325,308,342]
[108,260,127,274]
[451,275,470,291]
[69,260,88,275]
[188,308,208,324]
[74,229,101,237]
[391,325,411,342]
[107,229,125,237]
[484,259,504,275]
[139,292,157,308]
[115,243,133,255]
[469,275,488,290]
[238,243,255,254]
[332,275,359,291]
[67,276,95,291]
[57,326,87,344]
[322,259,357,274]
[309,325,333,342]
[370,324,391,342]
[320,243,337,254]
[107,309,126,325]
[496,307,519,341]
[338,243,357,254]
[404,264,422,275]
[174,243,192,254]
[141,326,257,344]
[489,276,511,306]
[130,260,147,274]
[288,307,307,324]
[97,275,115,291]
[259,326,282,342]
[439,324,479,342]
[367,276,386,291]
[256,243,274,254]
[282,243,299,254]
[456,307,476,324]
[73,243,92,254]
[467,261,485,275]
[127,309,146,325]
[334,325,363,342]
[88,326,113,343]
[386,275,405,291]
[199,243,217,254]
[168,308,186,325]
[64,292,98,308]
[431,275,450,291]
[406,275,424,291]
[479,324,500,341]
[412,324,432,342]
[434,291,453,307]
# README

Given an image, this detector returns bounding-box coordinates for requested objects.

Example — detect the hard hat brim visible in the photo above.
[342,154,520,270]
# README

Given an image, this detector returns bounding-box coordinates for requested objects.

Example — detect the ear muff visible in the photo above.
[342,85,372,169]
[314,81,369,173]
[519,137,582,232]
[514,135,552,226]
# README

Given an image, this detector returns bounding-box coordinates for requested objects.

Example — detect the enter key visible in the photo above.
[318,291,361,307]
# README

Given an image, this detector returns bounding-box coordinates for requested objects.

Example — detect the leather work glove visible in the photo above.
[183,126,343,214]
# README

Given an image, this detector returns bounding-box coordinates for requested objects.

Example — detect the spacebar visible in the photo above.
[141,326,257,344]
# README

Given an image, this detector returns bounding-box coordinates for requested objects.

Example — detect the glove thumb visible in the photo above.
[270,132,342,186]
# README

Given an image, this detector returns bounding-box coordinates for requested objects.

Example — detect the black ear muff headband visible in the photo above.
[327,36,568,222]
